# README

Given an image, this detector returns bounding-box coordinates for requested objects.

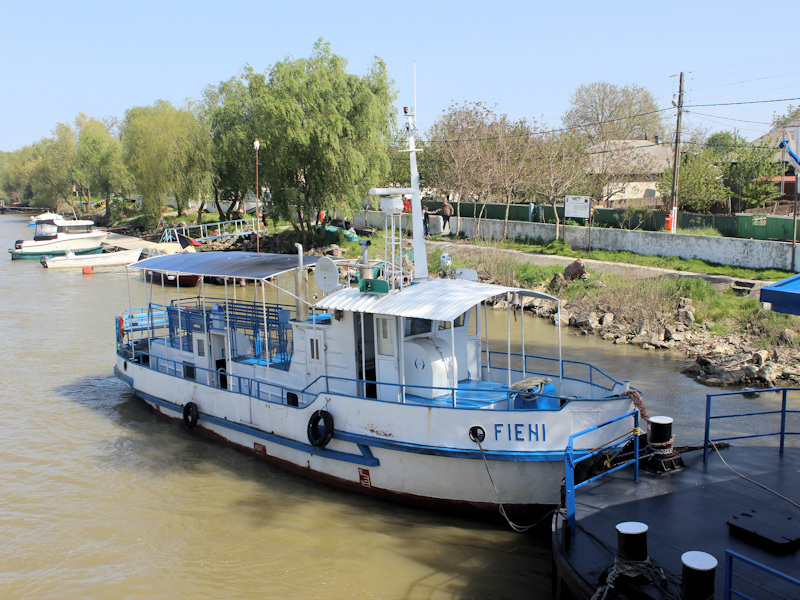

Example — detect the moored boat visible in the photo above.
[113,107,644,522]
[9,216,107,260]
[40,247,143,269]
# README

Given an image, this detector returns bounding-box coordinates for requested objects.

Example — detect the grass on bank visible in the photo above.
[422,245,799,350]
[433,235,794,282]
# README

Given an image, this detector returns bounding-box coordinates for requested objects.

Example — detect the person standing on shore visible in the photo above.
[430,197,454,234]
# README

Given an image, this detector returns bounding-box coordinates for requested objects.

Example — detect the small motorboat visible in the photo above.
[10,216,107,260]
[40,248,143,269]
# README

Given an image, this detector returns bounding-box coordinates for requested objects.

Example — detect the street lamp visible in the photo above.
[254,140,260,252]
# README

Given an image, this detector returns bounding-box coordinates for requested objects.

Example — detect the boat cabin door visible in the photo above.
[374,316,400,401]
[306,329,327,395]
[210,332,229,389]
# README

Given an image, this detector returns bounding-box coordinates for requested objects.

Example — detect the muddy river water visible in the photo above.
[0,213,759,599]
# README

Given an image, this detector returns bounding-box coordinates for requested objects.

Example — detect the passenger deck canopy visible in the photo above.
[316,278,558,322]
[130,251,322,280]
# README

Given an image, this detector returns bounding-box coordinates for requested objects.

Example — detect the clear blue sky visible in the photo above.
[2,0,798,152]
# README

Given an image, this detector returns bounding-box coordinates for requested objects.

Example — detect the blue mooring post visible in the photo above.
[565,442,576,532]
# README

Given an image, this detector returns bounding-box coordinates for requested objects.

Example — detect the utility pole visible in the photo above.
[669,72,684,234]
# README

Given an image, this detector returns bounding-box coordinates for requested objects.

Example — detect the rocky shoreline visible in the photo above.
[495,260,800,390]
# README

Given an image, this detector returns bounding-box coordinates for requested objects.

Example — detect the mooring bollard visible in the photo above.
[615,521,649,562]
[680,551,717,600]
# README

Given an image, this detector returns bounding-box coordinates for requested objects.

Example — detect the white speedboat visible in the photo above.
[40,247,143,269]
[10,216,107,260]
[113,108,643,521]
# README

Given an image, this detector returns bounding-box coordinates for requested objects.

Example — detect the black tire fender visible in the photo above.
[307,410,334,447]
[183,402,199,429]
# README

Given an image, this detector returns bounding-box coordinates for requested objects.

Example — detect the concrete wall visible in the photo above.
[355,210,800,273]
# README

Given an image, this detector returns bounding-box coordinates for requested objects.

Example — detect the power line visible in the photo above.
[684,96,800,108]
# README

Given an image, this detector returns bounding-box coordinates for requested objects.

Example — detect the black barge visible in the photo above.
[551,388,800,600]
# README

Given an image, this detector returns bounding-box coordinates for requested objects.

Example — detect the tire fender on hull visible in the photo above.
[183,402,199,429]
[307,410,334,447]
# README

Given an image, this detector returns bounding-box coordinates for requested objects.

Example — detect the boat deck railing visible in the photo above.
[488,350,622,396]
[703,387,800,461]
[159,219,256,244]
[116,335,630,412]
[725,550,800,599]
[563,410,641,532]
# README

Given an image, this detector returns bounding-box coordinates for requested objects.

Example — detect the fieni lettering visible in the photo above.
[494,423,546,442]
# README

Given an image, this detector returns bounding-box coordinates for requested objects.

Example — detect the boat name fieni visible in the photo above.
[114,105,644,525]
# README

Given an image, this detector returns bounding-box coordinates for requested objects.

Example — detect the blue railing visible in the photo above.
[703,387,800,461]
[488,350,621,397]
[724,550,800,599]
[160,219,256,244]
[564,410,640,532]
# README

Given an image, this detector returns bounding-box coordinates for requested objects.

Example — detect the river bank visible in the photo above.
[208,230,800,390]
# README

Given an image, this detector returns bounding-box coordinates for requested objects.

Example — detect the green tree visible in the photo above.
[708,132,779,212]
[201,73,262,221]
[258,40,396,241]
[658,149,728,213]
[122,100,211,228]
[25,123,78,210]
[74,114,131,221]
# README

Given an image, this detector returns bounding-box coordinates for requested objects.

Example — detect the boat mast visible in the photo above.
[404,106,428,280]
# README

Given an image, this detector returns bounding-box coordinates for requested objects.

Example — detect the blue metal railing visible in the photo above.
[488,350,620,398]
[564,409,640,532]
[724,550,800,599]
[703,388,800,461]
[159,218,256,244]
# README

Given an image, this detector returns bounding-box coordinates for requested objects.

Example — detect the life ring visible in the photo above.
[183,402,199,429]
[117,314,125,340]
[307,410,334,447]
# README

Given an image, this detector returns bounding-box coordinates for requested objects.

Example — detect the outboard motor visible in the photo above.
[14,240,24,249]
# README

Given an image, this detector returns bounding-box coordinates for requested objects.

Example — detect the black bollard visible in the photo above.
[680,551,717,600]
[649,416,674,450]
[615,521,648,562]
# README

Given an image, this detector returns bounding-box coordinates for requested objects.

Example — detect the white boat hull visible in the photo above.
[116,357,634,512]
[10,230,108,260]
[41,248,143,268]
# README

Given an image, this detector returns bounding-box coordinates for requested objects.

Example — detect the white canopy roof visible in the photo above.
[315,278,558,322]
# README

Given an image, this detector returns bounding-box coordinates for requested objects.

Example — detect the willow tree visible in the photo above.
[74,114,131,221]
[201,73,263,220]
[122,100,210,228]
[258,40,396,241]
[25,123,78,211]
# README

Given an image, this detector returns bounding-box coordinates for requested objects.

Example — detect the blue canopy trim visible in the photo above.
[760,273,800,316]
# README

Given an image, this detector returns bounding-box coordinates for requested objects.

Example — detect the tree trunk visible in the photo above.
[212,185,225,219]
[551,196,560,241]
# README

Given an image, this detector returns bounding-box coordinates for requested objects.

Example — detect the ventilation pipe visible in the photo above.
[294,243,308,322]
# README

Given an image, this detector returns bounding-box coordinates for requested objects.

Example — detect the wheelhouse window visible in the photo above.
[467,306,478,336]
[438,312,466,331]
[34,223,58,238]
[404,317,431,337]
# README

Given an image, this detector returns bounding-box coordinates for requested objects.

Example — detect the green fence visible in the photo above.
[430,200,798,240]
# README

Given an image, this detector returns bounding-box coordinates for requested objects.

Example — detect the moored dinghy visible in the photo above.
[40,247,143,268]
[113,106,644,523]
